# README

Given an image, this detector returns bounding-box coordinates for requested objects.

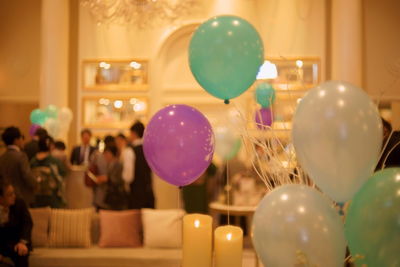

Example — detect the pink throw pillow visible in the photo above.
[98,209,142,247]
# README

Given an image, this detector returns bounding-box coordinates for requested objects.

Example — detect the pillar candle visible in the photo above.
[214,225,243,267]
[182,214,212,267]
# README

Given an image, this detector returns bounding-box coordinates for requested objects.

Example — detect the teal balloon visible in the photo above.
[30,109,47,125]
[189,15,264,102]
[45,105,58,119]
[253,185,346,267]
[255,82,275,108]
[292,81,382,202]
[345,168,400,267]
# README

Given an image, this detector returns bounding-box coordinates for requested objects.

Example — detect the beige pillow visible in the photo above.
[29,207,51,247]
[48,208,93,248]
[142,209,185,248]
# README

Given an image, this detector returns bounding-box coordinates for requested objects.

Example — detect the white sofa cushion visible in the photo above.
[141,209,185,248]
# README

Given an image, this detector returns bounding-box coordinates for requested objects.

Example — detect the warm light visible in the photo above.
[257,60,278,79]
[296,98,302,104]
[338,85,346,92]
[130,98,138,105]
[130,61,142,69]
[104,63,111,69]
[180,121,185,126]
[133,101,146,112]
[281,194,288,201]
[396,174,400,182]
[232,20,240,26]
[168,111,175,116]
[194,220,200,228]
[114,100,123,109]
[227,31,233,36]
[338,99,345,107]
[99,98,110,105]
[319,90,326,97]
[99,61,107,68]
[298,206,305,213]
[226,233,232,241]
[296,60,303,68]
[212,21,219,27]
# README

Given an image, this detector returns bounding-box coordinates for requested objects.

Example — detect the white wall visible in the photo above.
[0,0,41,102]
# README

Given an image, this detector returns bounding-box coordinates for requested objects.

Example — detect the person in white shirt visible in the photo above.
[115,134,134,193]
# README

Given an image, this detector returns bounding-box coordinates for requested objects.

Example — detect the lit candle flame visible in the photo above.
[226,233,232,241]
[194,220,200,228]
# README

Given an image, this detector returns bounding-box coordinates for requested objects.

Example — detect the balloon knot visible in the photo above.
[224,99,230,105]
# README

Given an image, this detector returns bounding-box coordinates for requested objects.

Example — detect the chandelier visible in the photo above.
[81,0,200,28]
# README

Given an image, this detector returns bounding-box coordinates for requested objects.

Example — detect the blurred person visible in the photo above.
[0,127,35,206]
[51,141,69,170]
[0,180,33,267]
[100,145,127,210]
[115,133,134,193]
[70,129,96,165]
[23,128,48,161]
[376,118,400,169]
[30,136,67,208]
[88,135,116,210]
[128,121,155,209]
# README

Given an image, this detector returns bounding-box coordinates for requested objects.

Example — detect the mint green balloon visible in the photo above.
[189,16,264,102]
[255,82,276,108]
[345,168,400,267]
[30,109,47,125]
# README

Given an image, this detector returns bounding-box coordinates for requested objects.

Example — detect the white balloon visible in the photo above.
[252,185,346,267]
[292,81,382,202]
[214,126,241,160]
[58,107,73,124]
[44,118,61,138]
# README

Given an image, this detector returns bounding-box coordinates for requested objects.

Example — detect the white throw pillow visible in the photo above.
[142,209,185,248]
[48,208,93,248]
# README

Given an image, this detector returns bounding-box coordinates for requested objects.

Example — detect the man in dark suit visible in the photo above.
[23,127,48,161]
[0,180,33,267]
[0,127,36,206]
[70,129,96,165]
[128,121,155,209]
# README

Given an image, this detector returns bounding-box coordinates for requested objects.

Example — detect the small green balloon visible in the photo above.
[255,82,276,108]
[45,105,58,119]
[30,109,47,125]
[189,15,264,102]
[345,168,400,267]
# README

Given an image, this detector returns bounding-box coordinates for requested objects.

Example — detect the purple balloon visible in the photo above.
[29,124,41,137]
[255,108,273,130]
[143,105,215,186]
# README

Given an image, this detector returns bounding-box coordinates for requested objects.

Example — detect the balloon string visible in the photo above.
[226,160,230,225]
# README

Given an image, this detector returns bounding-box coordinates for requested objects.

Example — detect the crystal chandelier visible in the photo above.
[81,0,200,28]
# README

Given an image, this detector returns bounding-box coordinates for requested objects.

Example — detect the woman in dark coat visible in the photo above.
[0,179,33,267]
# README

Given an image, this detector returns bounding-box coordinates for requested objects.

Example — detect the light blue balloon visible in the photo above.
[30,109,47,125]
[292,81,382,202]
[255,82,275,108]
[252,184,346,267]
[189,15,264,102]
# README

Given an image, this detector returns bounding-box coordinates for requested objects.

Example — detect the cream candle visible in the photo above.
[214,225,243,267]
[182,214,212,267]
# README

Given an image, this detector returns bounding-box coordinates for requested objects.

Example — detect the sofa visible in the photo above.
[28,208,185,267]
